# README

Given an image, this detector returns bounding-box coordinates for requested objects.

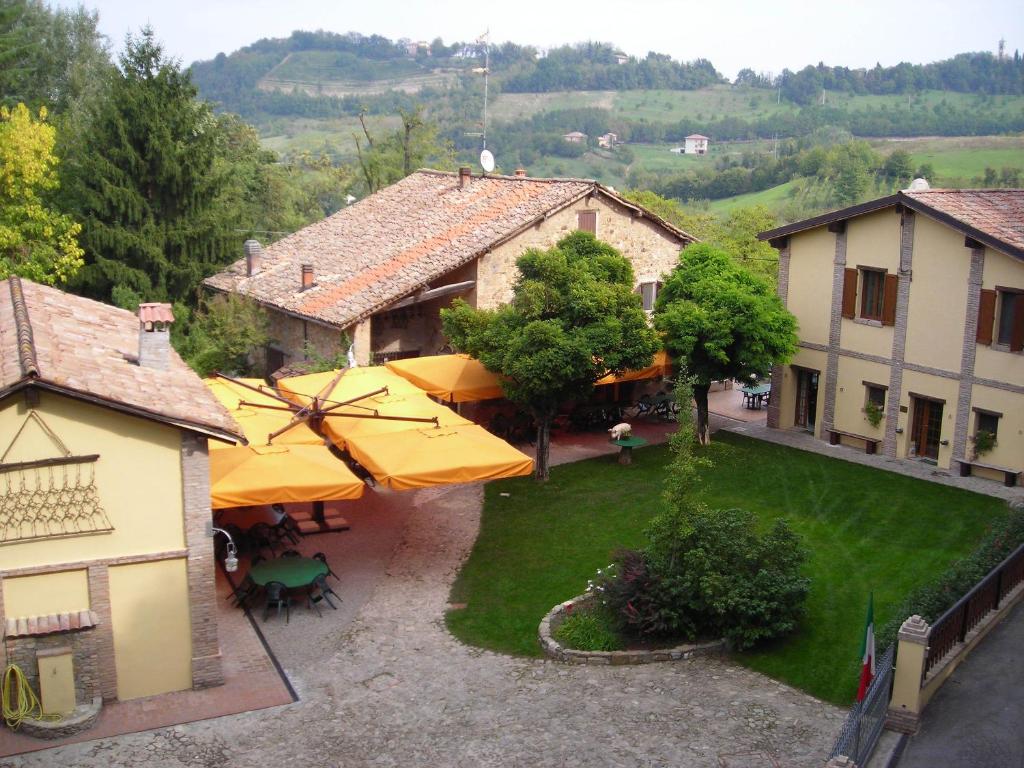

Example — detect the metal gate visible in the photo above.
[828,644,895,765]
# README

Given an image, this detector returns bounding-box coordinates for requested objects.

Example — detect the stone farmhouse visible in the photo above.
[0,277,241,723]
[206,168,696,371]
[760,187,1024,487]
[684,134,709,155]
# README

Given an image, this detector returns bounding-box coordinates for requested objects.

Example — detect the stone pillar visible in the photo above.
[887,614,929,734]
[0,573,6,671]
[951,247,985,466]
[822,229,848,435]
[181,433,223,689]
[767,241,791,431]
[352,318,372,366]
[87,563,118,701]
[883,211,914,458]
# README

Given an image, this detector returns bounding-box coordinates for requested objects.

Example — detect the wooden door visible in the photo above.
[911,397,943,460]
[795,369,818,430]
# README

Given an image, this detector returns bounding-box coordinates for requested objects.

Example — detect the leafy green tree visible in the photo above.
[353,105,453,194]
[882,149,914,186]
[0,103,83,283]
[442,232,659,480]
[60,28,234,304]
[655,243,797,444]
[175,293,269,377]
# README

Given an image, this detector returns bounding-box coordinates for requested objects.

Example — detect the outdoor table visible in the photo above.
[740,383,771,410]
[611,436,648,465]
[249,556,328,589]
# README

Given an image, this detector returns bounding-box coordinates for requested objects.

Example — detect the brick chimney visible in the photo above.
[458,166,472,188]
[301,264,314,291]
[514,168,527,178]
[244,239,262,277]
[138,303,174,370]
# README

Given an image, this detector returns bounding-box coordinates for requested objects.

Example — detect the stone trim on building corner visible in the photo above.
[883,211,915,458]
[822,230,848,434]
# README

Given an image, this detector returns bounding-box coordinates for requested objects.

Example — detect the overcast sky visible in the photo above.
[54,0,1022,80]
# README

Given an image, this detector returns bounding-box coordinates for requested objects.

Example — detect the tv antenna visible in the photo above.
[466,28,492,169]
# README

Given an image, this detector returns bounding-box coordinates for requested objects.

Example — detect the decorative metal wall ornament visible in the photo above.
[0,412,114,544]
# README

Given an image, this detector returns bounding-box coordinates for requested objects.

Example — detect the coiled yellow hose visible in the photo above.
[2,663,61,729]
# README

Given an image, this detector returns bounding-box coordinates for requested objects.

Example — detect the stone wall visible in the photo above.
[265,311,350,368]
[4,629,100,706]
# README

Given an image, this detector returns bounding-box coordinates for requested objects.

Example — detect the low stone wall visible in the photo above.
[538,593,727,665]
[16,696,102,740]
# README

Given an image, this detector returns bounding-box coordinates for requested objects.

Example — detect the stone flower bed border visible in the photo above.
[538,593,727,665]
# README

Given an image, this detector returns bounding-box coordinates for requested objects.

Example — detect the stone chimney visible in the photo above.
[514,168,527,178]
[458,166,472,188]
[138,303,174,370]
[301,264,314,291]
[244,239,262,277]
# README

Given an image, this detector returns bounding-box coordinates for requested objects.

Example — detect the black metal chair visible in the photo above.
[311,573,340,609]
[274,515,301,545]
[225,572,259,608]
[247,522,278,556]
[313,551,340,581]
[280,549,301,558]
[262,581,291,623]
[250,553,267,566]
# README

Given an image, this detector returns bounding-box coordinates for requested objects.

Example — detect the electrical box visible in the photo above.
[37,647,76,716]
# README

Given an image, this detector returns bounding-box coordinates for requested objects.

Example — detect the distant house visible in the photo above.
[0,278,241,711]
[684,134,710,155]
[405,40,429,56]
[563,131,588,144]
[613,51,629,65]
[206,169,696,370]
[597,132,618,149]
[669,146,685,155]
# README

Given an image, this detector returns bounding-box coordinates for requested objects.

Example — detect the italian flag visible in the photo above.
[856,593,875,702]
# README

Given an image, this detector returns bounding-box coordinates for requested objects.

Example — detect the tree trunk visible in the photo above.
[694,382,711,446]
[534,414,552,482]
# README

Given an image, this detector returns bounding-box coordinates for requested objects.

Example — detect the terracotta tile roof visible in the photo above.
[903,189,1024,258]
[4,610,98,638]
[205,170,694,329]
[0,278,242,442]
[138,302,175,326]
[759,189,1024,261]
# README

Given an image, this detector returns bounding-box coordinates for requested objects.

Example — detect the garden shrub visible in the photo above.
[877,506,1024,649]
[552,606,623,652]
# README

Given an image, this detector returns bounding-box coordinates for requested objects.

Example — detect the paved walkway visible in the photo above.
[723,421,1024,503]
[897,598,1024,768]
[1,425,843,768]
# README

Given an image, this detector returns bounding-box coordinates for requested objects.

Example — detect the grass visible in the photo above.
[446,432,1006,704]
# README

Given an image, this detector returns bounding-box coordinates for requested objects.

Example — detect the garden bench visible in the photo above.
[828,429,880,455]
[957,459,1021,487]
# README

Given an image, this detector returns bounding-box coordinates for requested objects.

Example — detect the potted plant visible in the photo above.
[864,400,884,428]
[972,429,996,460]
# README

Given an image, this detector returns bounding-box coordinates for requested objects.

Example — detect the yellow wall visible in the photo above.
[846,209,901,272]
[2,570,89,618]
[108,558,192,700]
[832,357,892,439]
[0,392,185,570]
[776,348,827,435]
[969,384,1024,472]
[785,227,834,346]
[975,246,1024,384]
[905,215,972,372]
[894,371,960,468]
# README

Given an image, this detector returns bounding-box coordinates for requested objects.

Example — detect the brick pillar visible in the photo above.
[87,563,118,700]
[767,241,791,431]
[883,211,914,458]
[181,433,223,689]
[0,573,7,671]
[822,229,847,436]
[886,614,929,734]
[951,247,985,467]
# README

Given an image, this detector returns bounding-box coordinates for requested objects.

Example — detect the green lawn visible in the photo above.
[447,432,1006,704]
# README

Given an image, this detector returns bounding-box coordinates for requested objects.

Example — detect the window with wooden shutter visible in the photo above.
[859,269,885,321]
[977,289,996,344]
[841,268,857,318]
[577,210,597,234]
[1009,293,1024,352]
[881,273,898,326]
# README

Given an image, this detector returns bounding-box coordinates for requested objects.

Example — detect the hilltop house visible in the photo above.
[597,132,619,149]
[760,187,1024,486]
[684,134,709,155]
[0,278,241,719]
[562,131,588,144]
[205,168,695,370]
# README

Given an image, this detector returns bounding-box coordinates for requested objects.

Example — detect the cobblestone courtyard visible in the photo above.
[1,450,843,768]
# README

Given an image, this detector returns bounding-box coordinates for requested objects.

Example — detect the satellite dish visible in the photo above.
[480,149,495,173]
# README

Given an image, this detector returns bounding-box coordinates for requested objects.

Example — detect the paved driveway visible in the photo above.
[2,429,841,768]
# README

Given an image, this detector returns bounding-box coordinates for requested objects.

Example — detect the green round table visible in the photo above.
[249,557,328,588]
[611,436,648,465]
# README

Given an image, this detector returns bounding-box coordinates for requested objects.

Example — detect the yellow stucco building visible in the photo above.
[760,187,1024,487]
[0,278,241,715]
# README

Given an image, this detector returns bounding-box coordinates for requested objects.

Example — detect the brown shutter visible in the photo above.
[841,268,857,319]
[1011,297,1024,352]
[577,210,597,234]
[881,273,898,326]
[976,289,996,345]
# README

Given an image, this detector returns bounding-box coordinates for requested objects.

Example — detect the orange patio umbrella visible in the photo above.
[209,443,364,509]
[205,376,322,449]
[385,354,505,403]
[595,350,672,386]
[344,423,533,491]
